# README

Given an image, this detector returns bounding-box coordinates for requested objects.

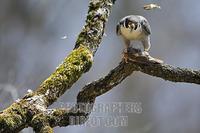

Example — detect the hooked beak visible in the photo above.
[128,23,136,32]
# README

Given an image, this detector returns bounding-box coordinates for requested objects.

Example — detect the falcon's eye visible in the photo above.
[141,20,147,25]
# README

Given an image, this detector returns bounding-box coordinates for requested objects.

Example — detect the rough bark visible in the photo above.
[0,0,199,132]
[0,0,114,132]
[39,52,199,128]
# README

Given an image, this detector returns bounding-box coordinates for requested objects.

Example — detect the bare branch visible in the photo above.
[42,50,200,127]
[78,51,200,103]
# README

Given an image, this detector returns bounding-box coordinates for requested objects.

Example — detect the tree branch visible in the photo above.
[78,50,200,103]
[0,0,199,132]
[38,50,199,128]
[0,0,114,132]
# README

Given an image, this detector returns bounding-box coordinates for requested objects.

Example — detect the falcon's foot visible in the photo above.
[122,48,141,63]
[122,48,164,64]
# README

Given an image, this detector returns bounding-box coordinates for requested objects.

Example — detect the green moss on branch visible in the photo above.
[0,0,115,132]
[75,0,113,54]
[0,102,31,133]
[34,45,93,106]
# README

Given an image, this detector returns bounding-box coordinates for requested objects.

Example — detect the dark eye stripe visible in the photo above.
[134,23,138,30]
[125,18,129,28]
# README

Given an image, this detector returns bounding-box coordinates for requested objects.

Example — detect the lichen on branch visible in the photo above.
[0,0,115,132]
[75,0,113,54]
[34,45,93,106]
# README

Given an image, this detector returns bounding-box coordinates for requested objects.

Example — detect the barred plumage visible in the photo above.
[116,15,151,52]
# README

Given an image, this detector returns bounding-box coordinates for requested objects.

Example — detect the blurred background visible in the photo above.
[0,0,200,133]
